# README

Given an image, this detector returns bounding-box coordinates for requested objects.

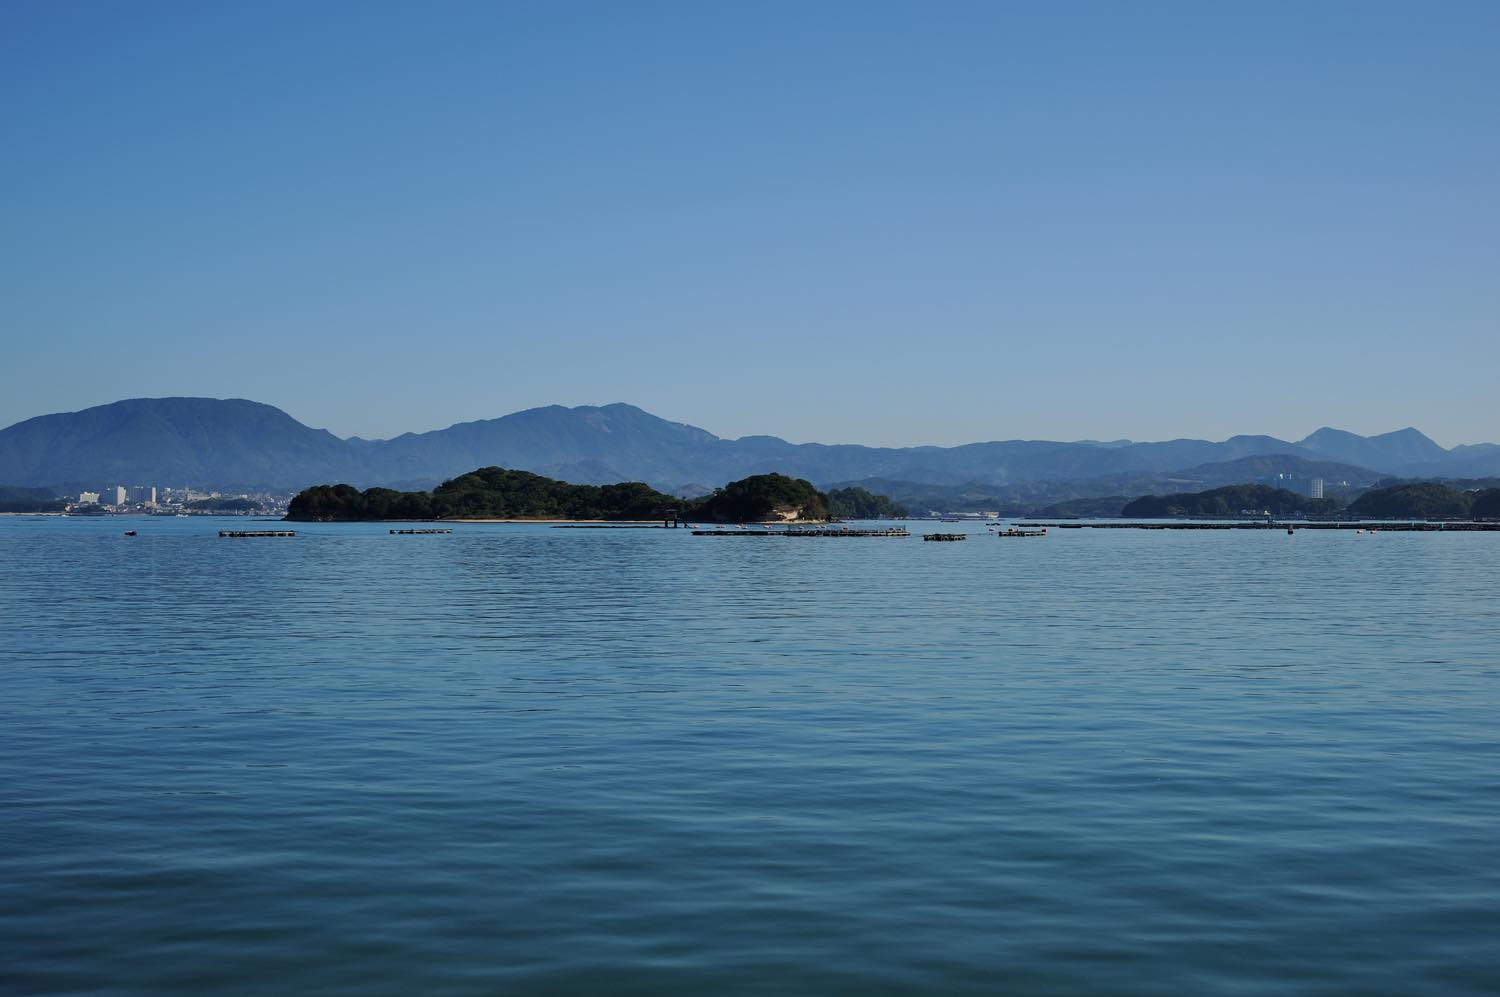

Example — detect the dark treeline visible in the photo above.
[1349,482,1500,519]
[826,486,907,520]
[288,469,850,524]
[289,468,682,521]
[1123,485,1340,519]
[0,485,66,513]
[1124,481,1500,520]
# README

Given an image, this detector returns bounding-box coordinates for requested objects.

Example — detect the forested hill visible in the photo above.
[0,485,66,513]
[1347,482,1500,520]
[688,474,830,523]
[826,486,908,519]
[288,468,847,523]
[1122,481,1500,520]
[1122,485,1342,518]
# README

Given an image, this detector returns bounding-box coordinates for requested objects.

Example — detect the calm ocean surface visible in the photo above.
[2,516,1497,995]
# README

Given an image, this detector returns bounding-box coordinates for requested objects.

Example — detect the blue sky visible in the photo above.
[2,1,1496,446]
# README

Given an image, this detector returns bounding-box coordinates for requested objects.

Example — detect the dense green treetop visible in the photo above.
[1122,484,1340,518]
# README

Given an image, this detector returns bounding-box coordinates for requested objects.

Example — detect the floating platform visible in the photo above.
[693,527,910,537]
[390,528,453,534]
[1019,522,1500,532]
[219,530,296,538]
[993,527,1047,538]
[922,533,967,542]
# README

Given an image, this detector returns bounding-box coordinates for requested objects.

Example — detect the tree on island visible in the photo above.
[689,473,830,523]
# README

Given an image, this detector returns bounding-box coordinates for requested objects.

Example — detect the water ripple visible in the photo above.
[1,518,1497,994]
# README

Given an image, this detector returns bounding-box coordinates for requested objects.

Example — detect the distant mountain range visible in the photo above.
[2,397,1497,498]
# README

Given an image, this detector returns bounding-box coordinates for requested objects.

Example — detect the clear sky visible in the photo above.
[2,1,1496,447]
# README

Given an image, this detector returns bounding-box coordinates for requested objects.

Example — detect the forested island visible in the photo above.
[287,468,859,523]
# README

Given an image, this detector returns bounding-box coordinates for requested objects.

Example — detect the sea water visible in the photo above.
[2,516,1497,994]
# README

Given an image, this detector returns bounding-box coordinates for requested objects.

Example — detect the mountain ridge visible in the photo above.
[1,397,1494,492]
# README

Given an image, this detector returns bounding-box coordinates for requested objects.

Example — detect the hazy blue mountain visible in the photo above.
[0,398,363,489]
[1296,426,1449,474]
[829,454,1381,515]
[369,404,724,487]
[1412,442,1500,478]
[2,397,1494,492]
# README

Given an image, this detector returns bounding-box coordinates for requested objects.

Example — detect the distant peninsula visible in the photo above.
[286,468,864,524]
[1122,484,1341,519]
[1121,481,1500,520]
[0,486,67,514]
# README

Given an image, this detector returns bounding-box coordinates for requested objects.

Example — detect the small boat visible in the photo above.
[123,530,137,537]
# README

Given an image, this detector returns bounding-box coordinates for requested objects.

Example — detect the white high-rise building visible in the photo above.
[113,485,127,505]
[78,491,100,504]
[1309,478,1324,499]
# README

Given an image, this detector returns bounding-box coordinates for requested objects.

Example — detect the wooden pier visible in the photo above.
[219,530,296,538]
[693,527,910,537]
[390,528,453,534]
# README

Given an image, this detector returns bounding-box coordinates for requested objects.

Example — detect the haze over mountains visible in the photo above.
[2,398,1497,497]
